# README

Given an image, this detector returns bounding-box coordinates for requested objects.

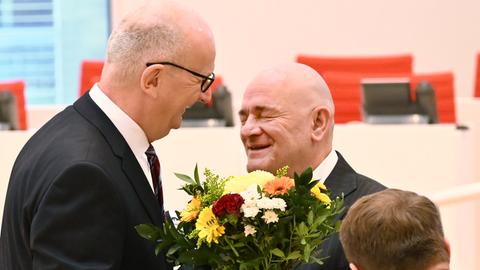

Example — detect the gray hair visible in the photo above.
[106,20,184,78]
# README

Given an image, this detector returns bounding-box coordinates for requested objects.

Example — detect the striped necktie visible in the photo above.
[145,144,164,210]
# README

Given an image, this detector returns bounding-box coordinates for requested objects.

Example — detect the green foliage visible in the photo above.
[177,164,204,196]
[275,166,289,177]
[200,168,228,206]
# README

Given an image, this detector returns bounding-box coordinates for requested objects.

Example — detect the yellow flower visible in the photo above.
[224,170,275,194]
[315,182,327,191]
[180,196,202,222]
[311,182,332,205]
[195,206,225,244]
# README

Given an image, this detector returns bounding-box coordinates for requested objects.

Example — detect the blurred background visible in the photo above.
[1,0,479,269]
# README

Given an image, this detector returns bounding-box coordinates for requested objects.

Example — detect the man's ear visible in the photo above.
[311,106,331,141]
[349,263,359,270]
[444,239,451,257]
[140,64,163,98]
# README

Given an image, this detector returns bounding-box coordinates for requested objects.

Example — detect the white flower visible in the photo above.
[244,225,257,237]
[256,197,287,211]
[271,198,287,211]
[240,184,261,201]
[239,185,262,218]
[242,204,260,218]
[262,210,279,224]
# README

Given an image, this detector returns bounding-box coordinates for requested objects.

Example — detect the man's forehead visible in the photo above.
[243,78,292,101]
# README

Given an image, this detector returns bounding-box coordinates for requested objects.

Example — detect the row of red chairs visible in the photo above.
[2,54,480,129]
[296,54,472,124]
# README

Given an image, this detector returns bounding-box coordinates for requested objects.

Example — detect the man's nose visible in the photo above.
[240,116,262,138]
[198,88,212,104]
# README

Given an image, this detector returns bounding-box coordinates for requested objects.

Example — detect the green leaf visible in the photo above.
[286,251,302,261]
[309,256,325,265]
[298,167,313,185]
[313,212,328,228]
[174,173,194,183]
[194,164,200,185]
[135,224,161,241]
[166,244,182,257]
[155,240,174,255]
[257,184,262,194]
[271,248,286,258]
[307,210,314,226]
[304,243,312,262]
[297,222,308,236]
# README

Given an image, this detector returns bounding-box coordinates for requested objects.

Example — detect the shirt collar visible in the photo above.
[88,84,150,154]
[312,150,338,183]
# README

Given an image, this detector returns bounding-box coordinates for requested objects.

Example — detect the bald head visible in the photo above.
[104,1,214,81]
[240,63,335,175]
[245,63,335,116]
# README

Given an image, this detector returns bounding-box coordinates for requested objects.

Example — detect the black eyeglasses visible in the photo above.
[146,62,215,93]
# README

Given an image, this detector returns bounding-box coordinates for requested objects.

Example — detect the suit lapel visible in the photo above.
[121,153,164,225]
[324,151,358,200]
[73,93,163,226]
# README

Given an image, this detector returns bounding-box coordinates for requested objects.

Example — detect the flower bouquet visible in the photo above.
[135,165,344,269]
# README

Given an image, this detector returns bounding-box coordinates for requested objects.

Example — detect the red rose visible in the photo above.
[212,193,244,217]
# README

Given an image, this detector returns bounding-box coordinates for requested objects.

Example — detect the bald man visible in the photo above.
[0,1,215,269]
[239,63,386,270]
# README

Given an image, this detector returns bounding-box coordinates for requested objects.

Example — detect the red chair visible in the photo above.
[296,54,413,77]
[0,80,27,130]
[322,72,410,123]
[475,53,480,97]
[321,71,455,124]
[410,72,456,123]
[79,60,104,96]
[321,72,363,123]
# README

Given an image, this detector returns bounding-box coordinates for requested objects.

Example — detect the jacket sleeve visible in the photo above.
[30,162,126,270]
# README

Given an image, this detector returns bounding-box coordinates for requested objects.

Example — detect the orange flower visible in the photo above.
[180,196,202,222]
[263,177,295,196]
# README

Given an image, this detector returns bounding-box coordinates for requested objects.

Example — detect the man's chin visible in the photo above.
[171,116,182,129]
[247,160,274,174]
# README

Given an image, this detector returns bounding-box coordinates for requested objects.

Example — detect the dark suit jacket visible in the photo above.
[296,151,386,270]
[0,94,172,270]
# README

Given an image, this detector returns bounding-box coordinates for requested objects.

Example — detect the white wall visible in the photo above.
[112,0,480,119]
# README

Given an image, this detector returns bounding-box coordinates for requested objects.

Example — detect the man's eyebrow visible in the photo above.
[239,105,275,116]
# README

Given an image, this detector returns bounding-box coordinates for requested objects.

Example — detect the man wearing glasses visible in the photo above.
[0,1,215,270]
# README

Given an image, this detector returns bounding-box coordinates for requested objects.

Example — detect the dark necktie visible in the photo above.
[145,144,164,210]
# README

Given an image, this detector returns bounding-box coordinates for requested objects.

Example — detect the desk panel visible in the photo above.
[0,124,477,269]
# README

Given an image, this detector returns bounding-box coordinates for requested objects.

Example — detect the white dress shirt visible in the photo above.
[89,84,155,192]
[312,150,338,183]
